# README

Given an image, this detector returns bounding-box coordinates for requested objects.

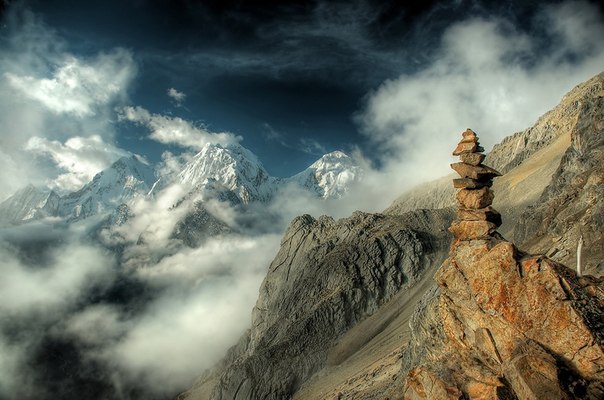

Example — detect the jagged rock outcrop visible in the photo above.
[401,130,604,399]
[484,72,604,175]
[180,208,454,400]
[515,79,604,274]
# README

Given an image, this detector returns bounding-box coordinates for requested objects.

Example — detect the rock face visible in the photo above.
[403,240,604,399]
[179,209,454,400]
[401,130,604,400]
[514,78,604,273]
[384,71,604,275]
[386,71,603,208]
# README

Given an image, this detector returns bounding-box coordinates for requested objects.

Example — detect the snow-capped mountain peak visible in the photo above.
[58,154,156,221]
[0,185,60,226]
[1,144,363,227]
[289,151,362,199]
[176,143,275,203]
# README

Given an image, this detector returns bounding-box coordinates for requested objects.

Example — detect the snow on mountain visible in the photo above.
[0,185,60,226]
[57,155,156,221]
[288,151,362,198]
[0,145,362,227]
[175,143,277,203]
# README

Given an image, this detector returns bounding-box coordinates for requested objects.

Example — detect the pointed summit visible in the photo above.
[176,143,274,203]
[59,154,156,221]
[288,151,362,199]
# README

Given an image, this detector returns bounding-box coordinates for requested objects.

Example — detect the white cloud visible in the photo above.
[544,0,604,56]
[156,150,196,178]
[24,134,128,192]
[5,49,136,117]
[120,106,241,150]
[0,242,114,314]
[352,1,604,211]
[0,339,29,399]
[0,15,136,198]
[167,87,186,105]
[106,233,280,394]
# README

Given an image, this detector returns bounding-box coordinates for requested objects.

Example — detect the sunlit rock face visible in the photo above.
[401,130,604,400]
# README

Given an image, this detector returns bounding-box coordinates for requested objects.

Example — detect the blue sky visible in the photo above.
[1,0,603,201]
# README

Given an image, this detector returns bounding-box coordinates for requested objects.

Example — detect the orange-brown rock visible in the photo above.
[452,141,484,155]
[503,340,569,400]
[402,238,604,399]
[462,128,478,140]
[459,152,485,166]
[401,127,603,398]
[456,187,494,209]
[459,135,478,144]
[450,162,501,180]
[457,206,501,226]
[452,178,492,189]
[448,220,497,240]
[403,368,462,400]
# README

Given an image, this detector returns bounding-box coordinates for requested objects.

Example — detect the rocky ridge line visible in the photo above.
[401,130,604,399]
[179,209,454,400]
[385,71,604,216]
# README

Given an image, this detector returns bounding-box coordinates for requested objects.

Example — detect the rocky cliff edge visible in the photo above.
[402,130,604,399]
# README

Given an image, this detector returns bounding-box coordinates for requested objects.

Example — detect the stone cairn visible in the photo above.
[449,129,502,241]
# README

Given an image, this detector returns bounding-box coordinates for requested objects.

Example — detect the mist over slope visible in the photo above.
[181,70,604,399]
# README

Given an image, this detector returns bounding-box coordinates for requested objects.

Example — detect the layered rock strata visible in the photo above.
[401,130,604,399]
[180,210,454,400]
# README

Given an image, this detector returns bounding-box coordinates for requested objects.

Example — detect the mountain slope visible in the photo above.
[1,144,362,230]
[175,143,276,204]
[180,71,604,400]
[0,185,59,226]
[57,155,156,221]
[385,71,604,271]
[179,209,454,400]
[515,82,604,274]
[287,151,362,199]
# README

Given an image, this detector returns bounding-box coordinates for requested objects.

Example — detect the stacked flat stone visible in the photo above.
[449,129,502,241]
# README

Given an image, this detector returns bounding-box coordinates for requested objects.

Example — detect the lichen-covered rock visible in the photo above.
[448,220,497,240]
[402,236,604,399]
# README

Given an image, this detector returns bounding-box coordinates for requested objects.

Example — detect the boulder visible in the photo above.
[448,220,497,240]
[457,207,502,226]
[452,178,492,189]
[450,162,501,180]
[456,187,494,209]
[459,152,485,166]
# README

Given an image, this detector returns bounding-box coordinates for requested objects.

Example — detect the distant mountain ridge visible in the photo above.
[0,144,362,227]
